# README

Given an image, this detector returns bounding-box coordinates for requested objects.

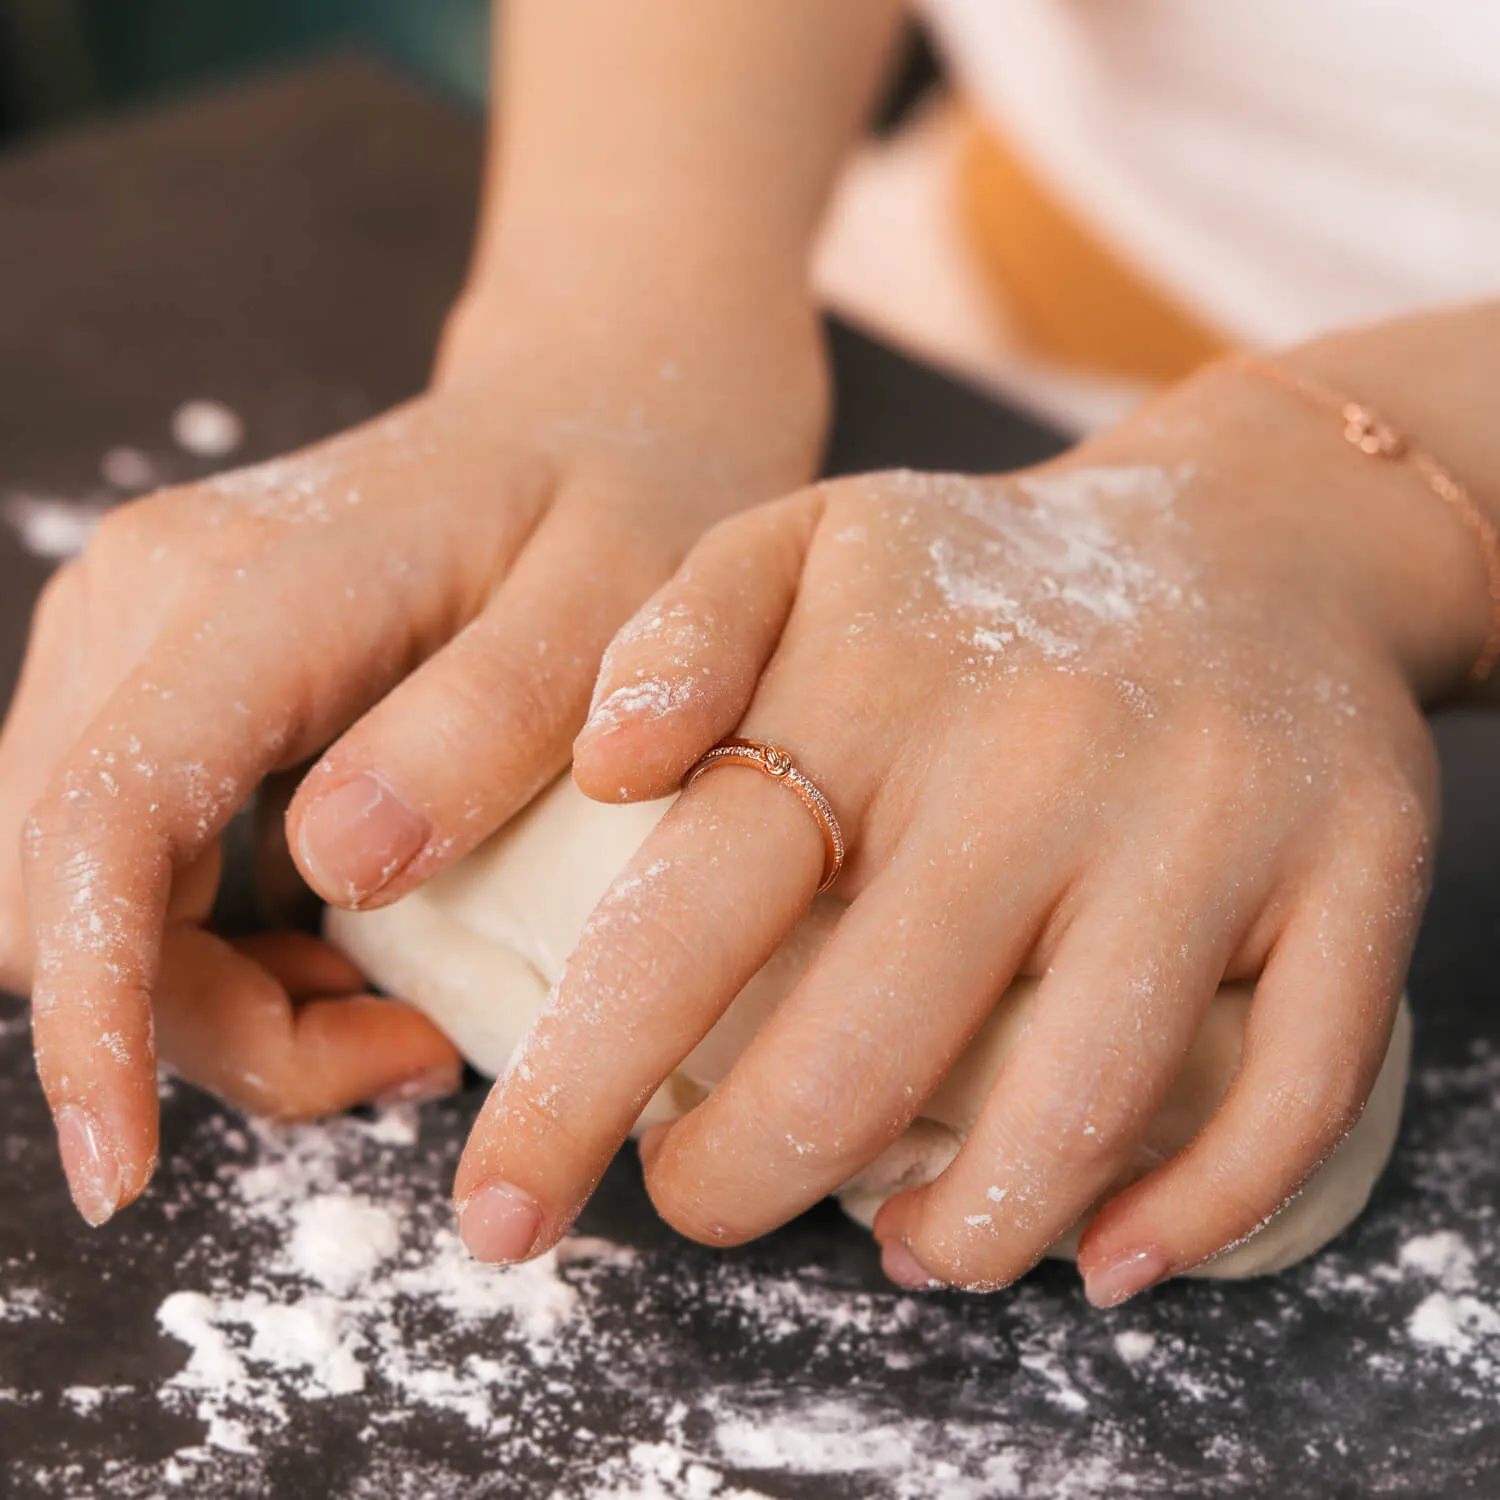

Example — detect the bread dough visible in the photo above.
[326,774,1412,1279]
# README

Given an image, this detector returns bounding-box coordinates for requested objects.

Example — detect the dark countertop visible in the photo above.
[1,57,1498,1500]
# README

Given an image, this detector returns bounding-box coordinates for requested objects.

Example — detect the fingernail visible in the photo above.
[636,1123,670,1170]
[374,1062,462,1108]
[881,1241,946,1292]
[56,1105,122,1228]
[1083,1248,1168,1309]
[456,1179,542,1265]
[297,773,429,906]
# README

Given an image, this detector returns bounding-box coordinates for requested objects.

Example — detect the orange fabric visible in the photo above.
[957,114,1230,383]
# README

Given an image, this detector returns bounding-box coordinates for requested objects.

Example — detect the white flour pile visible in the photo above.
[7,1097,1113,1498]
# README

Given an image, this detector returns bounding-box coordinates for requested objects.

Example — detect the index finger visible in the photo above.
[451,767,826,1265]
[22,618,355,1225]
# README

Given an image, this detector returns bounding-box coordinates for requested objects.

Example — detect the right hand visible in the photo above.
[0,268,828,1226]
[455,354,1468,1292]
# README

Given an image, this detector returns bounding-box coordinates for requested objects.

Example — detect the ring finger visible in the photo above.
[872,846,1262,1291]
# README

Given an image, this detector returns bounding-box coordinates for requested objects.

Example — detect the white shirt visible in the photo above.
[922,0,1500,347]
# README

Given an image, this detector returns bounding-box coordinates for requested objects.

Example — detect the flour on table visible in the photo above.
[172,399,244,459]
[6,1029,1500,1497]
[1,492,106,560]
[100,447,156,491]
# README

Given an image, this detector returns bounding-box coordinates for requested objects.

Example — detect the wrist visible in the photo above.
[1287,308,1500,704]
[465,172,816,350]
[1112,362,1492,702]
[432,253,830,504]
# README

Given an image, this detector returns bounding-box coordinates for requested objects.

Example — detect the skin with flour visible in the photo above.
[451,336,1499,1305]
[0,0,1497,1314]
[326,771,1414,1281]
[0,0,900,1226]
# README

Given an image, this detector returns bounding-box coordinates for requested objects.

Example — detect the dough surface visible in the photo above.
[326,775,1411,1279]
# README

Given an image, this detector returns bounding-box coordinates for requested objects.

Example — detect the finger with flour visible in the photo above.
[1074,830,1425,1304]
[21,569,424,1224]
[451,767,830,1264]
[155,929,461,1119]
[288,489,672,911]
[637,796,1072,1248]
[572,489,823,802]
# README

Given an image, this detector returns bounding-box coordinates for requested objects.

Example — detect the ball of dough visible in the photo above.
[326,775,1411,1279]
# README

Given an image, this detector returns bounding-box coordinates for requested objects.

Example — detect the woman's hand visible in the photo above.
[452,356,1492,1300]
[0,272,827,1226]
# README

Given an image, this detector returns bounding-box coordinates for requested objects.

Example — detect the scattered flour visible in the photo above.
[1396,1230,1474,1287]
[60,1385,128,1417]
[1113,1330,1157,1366]
[918,465,1194,665]
[0,1093,1189,1499]
[0,1286,49,1323]
[1,493,106,559]
[5,1016,1500,1497]
[278,1194,401,1296]
[100,447,155,491]
[172,400,245,459]
[587,678,698,733]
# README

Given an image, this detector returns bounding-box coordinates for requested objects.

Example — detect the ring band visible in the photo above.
[682,737,846,893]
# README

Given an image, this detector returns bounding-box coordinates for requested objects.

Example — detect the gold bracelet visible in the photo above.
[1231,351,1500,682]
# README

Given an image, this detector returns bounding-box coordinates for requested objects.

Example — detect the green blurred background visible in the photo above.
[0,0,490,139]
[0,2,937,155]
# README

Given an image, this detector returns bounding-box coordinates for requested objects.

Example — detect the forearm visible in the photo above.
[471,0,906,309]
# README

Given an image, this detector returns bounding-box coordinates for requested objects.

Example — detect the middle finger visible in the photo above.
[639,775,1079,1247]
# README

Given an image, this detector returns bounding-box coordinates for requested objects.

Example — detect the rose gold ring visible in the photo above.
[682,737,846,893]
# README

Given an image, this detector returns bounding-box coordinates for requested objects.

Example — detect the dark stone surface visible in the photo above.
[0,56,1497,1499]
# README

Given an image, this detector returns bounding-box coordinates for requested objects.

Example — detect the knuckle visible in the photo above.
[20,796,75,862]
[83,494,180,569]
[990,676,1122,785]
[246,1058,353,1122]
[1010,1073,1149,1181]
[906,1222,1022,1293]
[640,1114,765,1247]
[646,1171,747,1248]
[741,1059,868,1175]
[1359,770,1434,863]
[448,636,564,752]
[22,764,136,864]
[498,1072,594,1161]
[1174,699,1260,792]
[586,906,692,999]
[1213,1078,1366,1229]
[1276,1066,1367,1157]
[254,1082,330,1124]
[1196,1161,1270,1245]
[1332,764,1437,911]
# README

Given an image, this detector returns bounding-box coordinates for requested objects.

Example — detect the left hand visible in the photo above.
[451,359,1473,1300]
[0,266,826,1225]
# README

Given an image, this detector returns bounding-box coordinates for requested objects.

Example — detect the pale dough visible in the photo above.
[326,774,1411,1279]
